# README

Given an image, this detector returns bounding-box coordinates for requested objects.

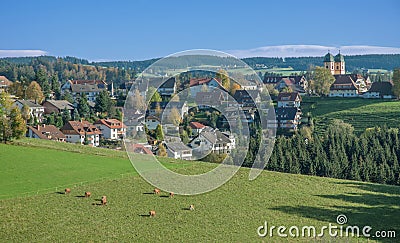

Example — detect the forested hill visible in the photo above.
[242,54,400,71]
[0,54,399,88]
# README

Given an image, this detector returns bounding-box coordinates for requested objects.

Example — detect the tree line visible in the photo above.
[256,120,400,186]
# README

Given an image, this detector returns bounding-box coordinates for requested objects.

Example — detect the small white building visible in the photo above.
[166,142,192,160]
[277,92,301,108]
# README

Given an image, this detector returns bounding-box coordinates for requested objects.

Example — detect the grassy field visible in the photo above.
[0,140,399,242]
[0,139,190,199]
[302,97,400,134]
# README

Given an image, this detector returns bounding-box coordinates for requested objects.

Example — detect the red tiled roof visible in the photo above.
[190,122,205,129]
[94,119,125,129]
[189,78,221,87]
[60,120,102,135]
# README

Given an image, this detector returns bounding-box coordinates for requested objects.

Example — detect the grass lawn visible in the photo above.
[301,97,400,134]
[0,140,399,242]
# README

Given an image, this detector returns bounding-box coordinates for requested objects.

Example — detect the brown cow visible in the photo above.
[153,188,160,194]
[149,210,156,217]
[85,191,91,198]
[169,192,174,198]
[101,196,107,205]
[65,188,71,194]
[189,204,195,211]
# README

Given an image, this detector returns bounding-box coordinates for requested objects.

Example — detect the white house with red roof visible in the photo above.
[94,119,126,140]
[60,120,101,146]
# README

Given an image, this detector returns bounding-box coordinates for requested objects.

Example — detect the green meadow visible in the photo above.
[0,139,399,242]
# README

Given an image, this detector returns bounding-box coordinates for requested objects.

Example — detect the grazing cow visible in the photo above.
[85,191,91,198]
[153,188,160,194]
[149,210,156,217]
[101,196,107,205]
[169,192,174,198]
[189,204,195,211]
[65,188,71,194]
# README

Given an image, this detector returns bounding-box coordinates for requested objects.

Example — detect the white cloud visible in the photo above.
[0,50,48,58]
[226,45,400,58]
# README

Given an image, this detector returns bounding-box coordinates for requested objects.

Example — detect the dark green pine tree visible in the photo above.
[95,90,112,114]
[78,94,90,119]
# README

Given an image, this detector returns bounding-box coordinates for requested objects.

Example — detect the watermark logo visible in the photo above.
[336,214,347,225]
[257,214,396,239]
[123,49,276,195]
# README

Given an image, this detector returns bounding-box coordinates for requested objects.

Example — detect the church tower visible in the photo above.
[324,52,335,75]
[334,51,345,75]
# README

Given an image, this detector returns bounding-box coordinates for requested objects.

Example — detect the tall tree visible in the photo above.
[168,107,181,126]
[95,90,112,114]
[0,92,26,143]
[311,66,335,96]
[51,74,61,99]
[392,68,400,99]
[78,93,90,119]
[147,87,162,103]
[25,81,44,103]
[158,143,167,157]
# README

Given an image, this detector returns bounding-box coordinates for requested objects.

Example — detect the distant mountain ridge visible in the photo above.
[2,54,400,72]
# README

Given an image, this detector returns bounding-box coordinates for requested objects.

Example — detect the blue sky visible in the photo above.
[1,0,399,60]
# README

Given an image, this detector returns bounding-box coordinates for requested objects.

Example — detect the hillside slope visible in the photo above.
[0,142,399,242]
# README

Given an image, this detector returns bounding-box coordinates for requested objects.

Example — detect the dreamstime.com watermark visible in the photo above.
[257,214,396,239]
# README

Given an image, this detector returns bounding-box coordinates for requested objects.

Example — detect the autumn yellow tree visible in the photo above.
[0,92,26,143]
[230,82,241,95]
[26,81,44,103]
[168,107,181,126]
[216,69,230,90]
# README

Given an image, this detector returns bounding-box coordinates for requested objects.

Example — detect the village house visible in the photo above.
[232,90,261,107]
[166,142,193,160]
[190,129,235,155]
[157,77,177,97]
[14,100,45,122]
[145,115,161,130]
[363,81,395,99]
[275,107,302,131]
[124,110,145,134]
[263,75,307,93]
[0,76,12,93]
[277,92,302,108]
[42,100,74,115]
[60,120,101,146]
[189,77,223,97]
[27,124,66,142]
[61,80,107,102]
[329,75,359,97]
[94,119,126,140]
